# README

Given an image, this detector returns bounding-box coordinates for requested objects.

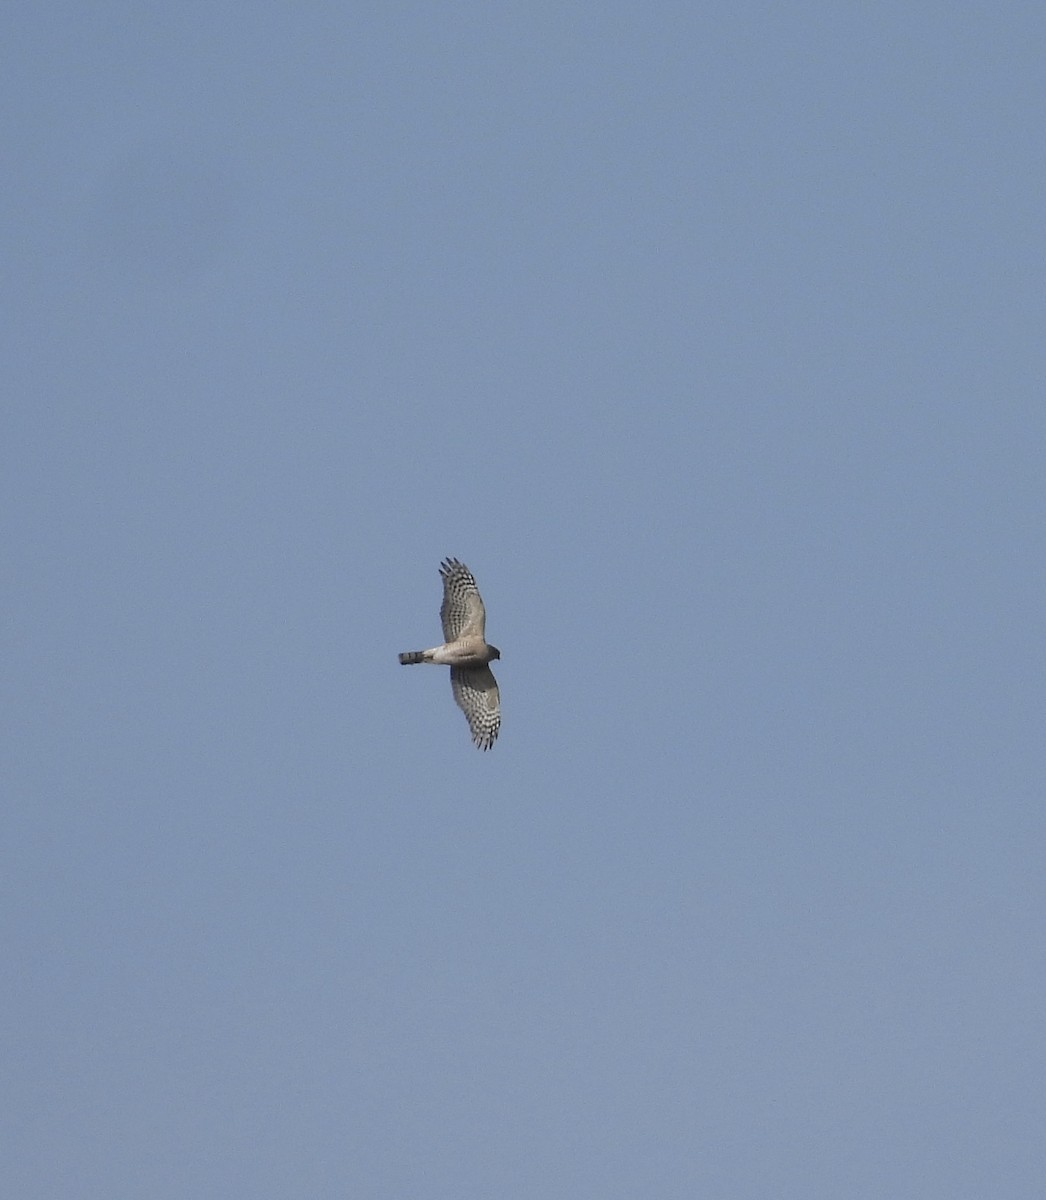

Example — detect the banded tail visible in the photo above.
[399,650,432,665]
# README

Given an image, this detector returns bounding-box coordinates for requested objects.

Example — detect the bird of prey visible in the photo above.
[398,558,501,750]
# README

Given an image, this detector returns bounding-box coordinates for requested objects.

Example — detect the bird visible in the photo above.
[398,558,501,750]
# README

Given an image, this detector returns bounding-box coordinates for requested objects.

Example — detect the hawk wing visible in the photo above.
[450,665,500,751]
[439,558,486,641]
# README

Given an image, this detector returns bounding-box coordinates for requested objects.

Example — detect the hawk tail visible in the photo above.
[398,650,431,664]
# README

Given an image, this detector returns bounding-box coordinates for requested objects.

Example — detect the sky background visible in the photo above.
[4,3,1046,1197]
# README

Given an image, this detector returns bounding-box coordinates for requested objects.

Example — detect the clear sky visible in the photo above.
[5,4,1045,1197]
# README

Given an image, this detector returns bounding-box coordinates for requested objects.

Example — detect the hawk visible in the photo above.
[398,558,501,750]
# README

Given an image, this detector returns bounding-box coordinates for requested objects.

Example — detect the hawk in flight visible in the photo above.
[399,558,501,750]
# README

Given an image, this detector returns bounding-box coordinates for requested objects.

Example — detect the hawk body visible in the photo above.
[399,558,501,750]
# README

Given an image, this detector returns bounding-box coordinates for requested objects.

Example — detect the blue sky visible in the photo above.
[5,4,1046,1196]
